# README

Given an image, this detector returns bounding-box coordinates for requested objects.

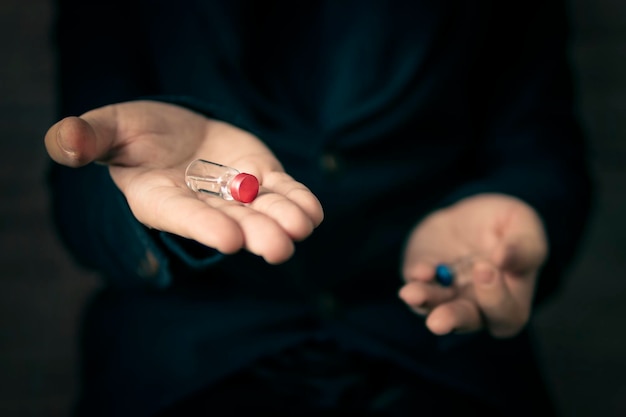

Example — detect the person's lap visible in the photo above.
[155,339,505,417]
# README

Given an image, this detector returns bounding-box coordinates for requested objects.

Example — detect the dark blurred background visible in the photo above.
[1,1,625,416]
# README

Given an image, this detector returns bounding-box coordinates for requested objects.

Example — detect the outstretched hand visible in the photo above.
[45,100,324,264]
[399,194,547,338]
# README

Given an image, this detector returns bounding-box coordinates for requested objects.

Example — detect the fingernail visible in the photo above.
[56,121,78,157]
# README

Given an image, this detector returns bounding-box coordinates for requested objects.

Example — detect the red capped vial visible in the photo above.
[185,159,259,203]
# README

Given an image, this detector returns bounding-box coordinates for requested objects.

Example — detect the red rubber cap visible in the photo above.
[230,173,259,203]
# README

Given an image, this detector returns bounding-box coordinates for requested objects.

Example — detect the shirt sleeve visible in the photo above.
[49,0,225,288]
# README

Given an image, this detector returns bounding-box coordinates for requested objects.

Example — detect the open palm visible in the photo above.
[45,100,324,264]
[399,194,548,338]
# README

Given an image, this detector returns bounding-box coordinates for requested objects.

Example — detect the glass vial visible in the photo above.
[185,159,259,203]
[435,255,475,287]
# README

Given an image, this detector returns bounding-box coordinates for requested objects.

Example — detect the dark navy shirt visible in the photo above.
[50,1,592,416]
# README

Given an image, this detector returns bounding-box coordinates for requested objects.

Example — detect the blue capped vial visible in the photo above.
[434,256,476,287]
[435,264,455,287]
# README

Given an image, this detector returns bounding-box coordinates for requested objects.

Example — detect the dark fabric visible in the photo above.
[72,286,557,417]
[48,1,592,417]
[155,339,515,417]
[51,0,592,296]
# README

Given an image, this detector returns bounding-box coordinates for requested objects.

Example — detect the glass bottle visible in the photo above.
[185,159,259,203]
[435,255,475,287]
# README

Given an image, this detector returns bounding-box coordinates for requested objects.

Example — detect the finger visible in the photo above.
[259,172,325,228]
[218,202,295,264]
[425,299,483,335]
[123,175,246,255]
[402,261,436,283]
[119,167,298,263]
[250,191,316,241]
[45,115,116,167]
[472,260,528,338]
[398,281,456,315]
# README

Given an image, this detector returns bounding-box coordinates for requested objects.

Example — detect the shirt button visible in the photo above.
[320,151,340,174]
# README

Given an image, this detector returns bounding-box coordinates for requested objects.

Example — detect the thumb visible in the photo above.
[44,108,118,168]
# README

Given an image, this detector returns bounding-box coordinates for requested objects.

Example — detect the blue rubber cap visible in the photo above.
[435,264,455,287]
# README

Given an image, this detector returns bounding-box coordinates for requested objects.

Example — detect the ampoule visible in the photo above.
[185,159,260,203]
[434,255,475,287]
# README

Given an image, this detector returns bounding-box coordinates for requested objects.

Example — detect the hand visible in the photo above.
[399,194,547,338]
[44,100,324,264]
